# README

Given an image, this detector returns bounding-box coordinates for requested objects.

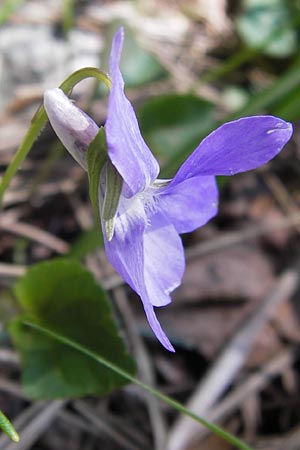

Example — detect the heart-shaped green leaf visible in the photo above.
[10,259,135,399]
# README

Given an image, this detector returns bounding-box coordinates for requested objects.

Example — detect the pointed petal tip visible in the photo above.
[159,330,175,352]
[110,27,125,70]
[165,341,176,353]
[175,115,293,180]
[106,25,159,196]
[143,302,176,352]
[263,116,293,153]
[274,118,293,140]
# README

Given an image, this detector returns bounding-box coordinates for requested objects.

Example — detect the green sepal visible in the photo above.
[102,162,123,241]
[86,127,123,241]
[86,127,108,232]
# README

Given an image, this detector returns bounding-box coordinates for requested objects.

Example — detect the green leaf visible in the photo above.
[9,259,135,399]
[86,127,108,231]
[138,93,215,173]
[236,0,297,58]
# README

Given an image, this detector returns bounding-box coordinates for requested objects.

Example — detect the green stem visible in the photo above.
[0,67,111,206]
[228,58,300,119]
[0,410,19,442]
[24,320,253,450]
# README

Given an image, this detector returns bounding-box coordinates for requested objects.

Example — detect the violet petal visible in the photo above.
[174,116,293,182]
[144,211,185,307]
[105,28,160,197]
[103,207,176,351]
[158,175,219,233]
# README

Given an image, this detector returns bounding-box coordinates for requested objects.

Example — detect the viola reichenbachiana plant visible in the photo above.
[43,27,293,352]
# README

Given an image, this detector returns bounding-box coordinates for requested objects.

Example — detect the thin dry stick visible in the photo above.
[263,171,300,234]
[0,401,65,450]
[0,221,69,254]
[70,208,300,288]
[0,262,125,290]
[186,211,300,260]
[254,427,300,450]
[58,410,101,436]
[0,378,114,440]
[73,400,145,450]
[2,212,300,286]
[114,286,168,450]
[2,178,79,207]
[197,347,296,441]
[166,264,300,450]
[0,377,28,400]
[91,403,149,448]
[68,195,94,230]
[0,263,26,280]
[0,350,19,366]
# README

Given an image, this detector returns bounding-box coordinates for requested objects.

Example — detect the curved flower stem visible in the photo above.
[24,320,253,450]
[0,67,111,206]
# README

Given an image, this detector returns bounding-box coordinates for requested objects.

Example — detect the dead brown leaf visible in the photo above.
[155,245,275,357]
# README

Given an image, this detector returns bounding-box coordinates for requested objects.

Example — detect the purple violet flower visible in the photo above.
[44,27,293,352]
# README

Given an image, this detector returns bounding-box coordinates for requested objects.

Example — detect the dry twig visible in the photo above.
[114,286,167,450]
[166,264,300,450]
[0,401,65,450]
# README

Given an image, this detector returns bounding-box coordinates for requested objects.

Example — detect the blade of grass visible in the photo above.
[23,320,253,450]
[0,410,19,442]
[229,58,300,119]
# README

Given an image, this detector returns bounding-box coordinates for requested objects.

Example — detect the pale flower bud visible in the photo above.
[44,88,99,170]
